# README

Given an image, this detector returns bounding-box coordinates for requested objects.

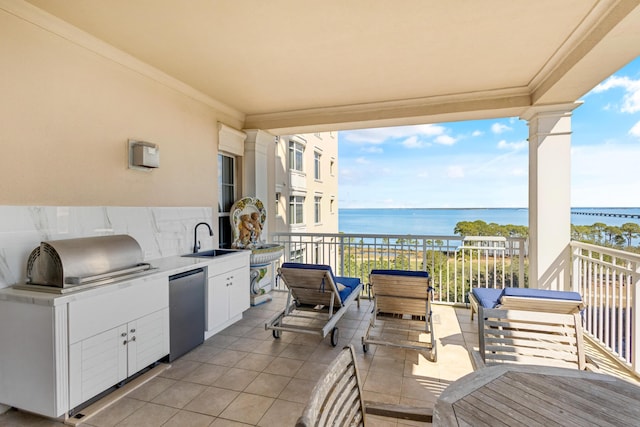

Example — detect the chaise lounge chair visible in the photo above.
[469,287,584,321]
[265,263,362,346]
[472,306,593,371]
[362,269,436,362]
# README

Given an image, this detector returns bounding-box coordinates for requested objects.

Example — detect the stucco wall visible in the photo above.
[0,6,239,207]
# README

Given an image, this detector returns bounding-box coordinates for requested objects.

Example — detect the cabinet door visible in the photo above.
[127,308,169,375]
[207,273,230,331]
[228,266,250,318]
[69,325,128,408]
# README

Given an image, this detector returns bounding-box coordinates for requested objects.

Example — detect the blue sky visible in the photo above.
[338,57,640,209]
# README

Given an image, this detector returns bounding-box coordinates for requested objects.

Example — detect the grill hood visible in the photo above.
[26,235,149,289]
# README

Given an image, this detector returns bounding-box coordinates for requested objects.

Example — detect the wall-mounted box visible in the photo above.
[129,140,159,171]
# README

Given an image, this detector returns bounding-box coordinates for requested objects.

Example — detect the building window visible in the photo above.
[218,154,236,248]
[289,141,304,172]
[275,192,280,216]
[290,248,305,263]
[314,196,321,223]
[330,199,335,214]
[289,196,304,224]
[330,159,335,176]
[314,152,321,180]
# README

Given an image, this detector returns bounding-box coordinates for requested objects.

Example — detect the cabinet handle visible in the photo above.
[123,340,128,346]
[121,332,127,337]
[130,328,136,333]
[131,336,136,342]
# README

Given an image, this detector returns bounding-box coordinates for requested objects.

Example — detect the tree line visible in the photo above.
[453,219,640,252]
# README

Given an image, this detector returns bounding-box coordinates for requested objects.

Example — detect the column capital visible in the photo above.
[521,101,583,121]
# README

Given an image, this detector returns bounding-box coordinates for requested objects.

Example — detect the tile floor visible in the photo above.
[0,292,477,426]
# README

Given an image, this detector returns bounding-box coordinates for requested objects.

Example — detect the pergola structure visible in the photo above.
[9,0,640,289]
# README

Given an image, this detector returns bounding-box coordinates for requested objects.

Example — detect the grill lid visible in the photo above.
[26,235,145,287]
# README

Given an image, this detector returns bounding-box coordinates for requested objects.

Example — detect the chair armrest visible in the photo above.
[469,349,486,371]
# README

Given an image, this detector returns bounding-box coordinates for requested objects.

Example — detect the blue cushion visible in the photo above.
[502,287,582,301]
[335,276,361,302]
[472,288,503,309]
[281,263,360,303]
[370,269,429,278]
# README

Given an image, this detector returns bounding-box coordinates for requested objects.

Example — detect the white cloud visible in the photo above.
[402,136,423,148]
[447,165,465,178]
[435,134,456,145]
[592,75,640,113]
[472,130,483,137]
[629,120,640,138]
[355,157,370,164]
[491,123,512,134]
[497,139,528,151]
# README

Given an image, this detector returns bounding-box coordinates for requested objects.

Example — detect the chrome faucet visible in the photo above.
[193,222,213,253]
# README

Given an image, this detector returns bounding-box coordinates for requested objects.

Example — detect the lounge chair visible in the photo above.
[472,306,593,371]
[362,269,436,362]
[265,263,361,346]
[469,287,584,321]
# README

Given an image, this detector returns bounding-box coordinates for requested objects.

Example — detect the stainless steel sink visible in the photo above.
[181,249,237,258]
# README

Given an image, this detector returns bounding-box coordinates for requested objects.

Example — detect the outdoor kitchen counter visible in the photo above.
[0,250,250,306]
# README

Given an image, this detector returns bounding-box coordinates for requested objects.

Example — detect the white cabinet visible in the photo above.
[0,274,169,418]
[68,277,169,408]
[206,254,250,335]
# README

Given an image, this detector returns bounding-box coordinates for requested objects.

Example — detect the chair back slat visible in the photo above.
[478,307,586,370]
[296,346,365,427]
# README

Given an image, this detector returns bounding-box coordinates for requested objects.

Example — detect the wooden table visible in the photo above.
[434,364,640,426]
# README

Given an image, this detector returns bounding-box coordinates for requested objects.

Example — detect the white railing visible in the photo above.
[571,241,640,373]
[272,232,527,305]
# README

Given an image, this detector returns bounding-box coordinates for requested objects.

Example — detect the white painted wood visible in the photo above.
[0,300,67,417]
[68,276,168,344]
[206,257,249,333]
[69,308,169,408]
[127,308,169,374]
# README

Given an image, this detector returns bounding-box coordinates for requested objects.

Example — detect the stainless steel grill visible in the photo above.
[17,235,154,293]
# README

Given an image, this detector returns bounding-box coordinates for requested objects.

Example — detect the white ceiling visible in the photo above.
[25,0,640,133]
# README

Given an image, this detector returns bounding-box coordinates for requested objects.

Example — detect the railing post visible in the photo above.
[571,244,580,293]
[633,259,640,374]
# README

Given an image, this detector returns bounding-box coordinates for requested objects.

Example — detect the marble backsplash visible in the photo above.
[0,206,215,289]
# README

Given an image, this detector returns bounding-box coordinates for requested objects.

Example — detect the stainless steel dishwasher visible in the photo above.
[169,268,205,361]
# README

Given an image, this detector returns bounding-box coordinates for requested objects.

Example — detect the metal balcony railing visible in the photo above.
[271,232,527,304]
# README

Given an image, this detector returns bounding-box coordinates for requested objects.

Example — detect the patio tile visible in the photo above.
[257,398,304,427]
[162,410,215,427]
[126,376,176,401]
[214,367,260,392]
[151,380,206,408]
[81,397,145,427]
[116,402,178,427]
[184,386,239,416]
[181,362,228,385]
[244,372,291,398]
[218,393,275,425]
[207,349,249,367]
[277,378,316,404]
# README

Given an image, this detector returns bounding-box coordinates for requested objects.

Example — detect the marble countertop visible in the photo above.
[0,250,250,306]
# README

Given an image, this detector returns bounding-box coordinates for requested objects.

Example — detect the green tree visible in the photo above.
[621,223,640,247]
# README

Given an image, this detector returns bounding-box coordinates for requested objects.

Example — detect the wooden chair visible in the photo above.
[362,270,436,362]
[472,306,592,371]
[296,345,366,427]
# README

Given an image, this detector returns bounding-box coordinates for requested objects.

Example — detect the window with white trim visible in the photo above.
[289,195,304,224]
[218,153,236,248]
[289,141,304,172]
[314,196,321,223]
[314,152,321,180]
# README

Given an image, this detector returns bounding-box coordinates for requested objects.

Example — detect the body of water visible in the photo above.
[338,208,640,236]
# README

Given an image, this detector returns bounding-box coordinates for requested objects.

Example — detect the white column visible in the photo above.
[242,129,275,212]
[521,102,581,291]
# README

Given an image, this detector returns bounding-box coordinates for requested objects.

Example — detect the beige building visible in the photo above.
[274,132,339,263]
